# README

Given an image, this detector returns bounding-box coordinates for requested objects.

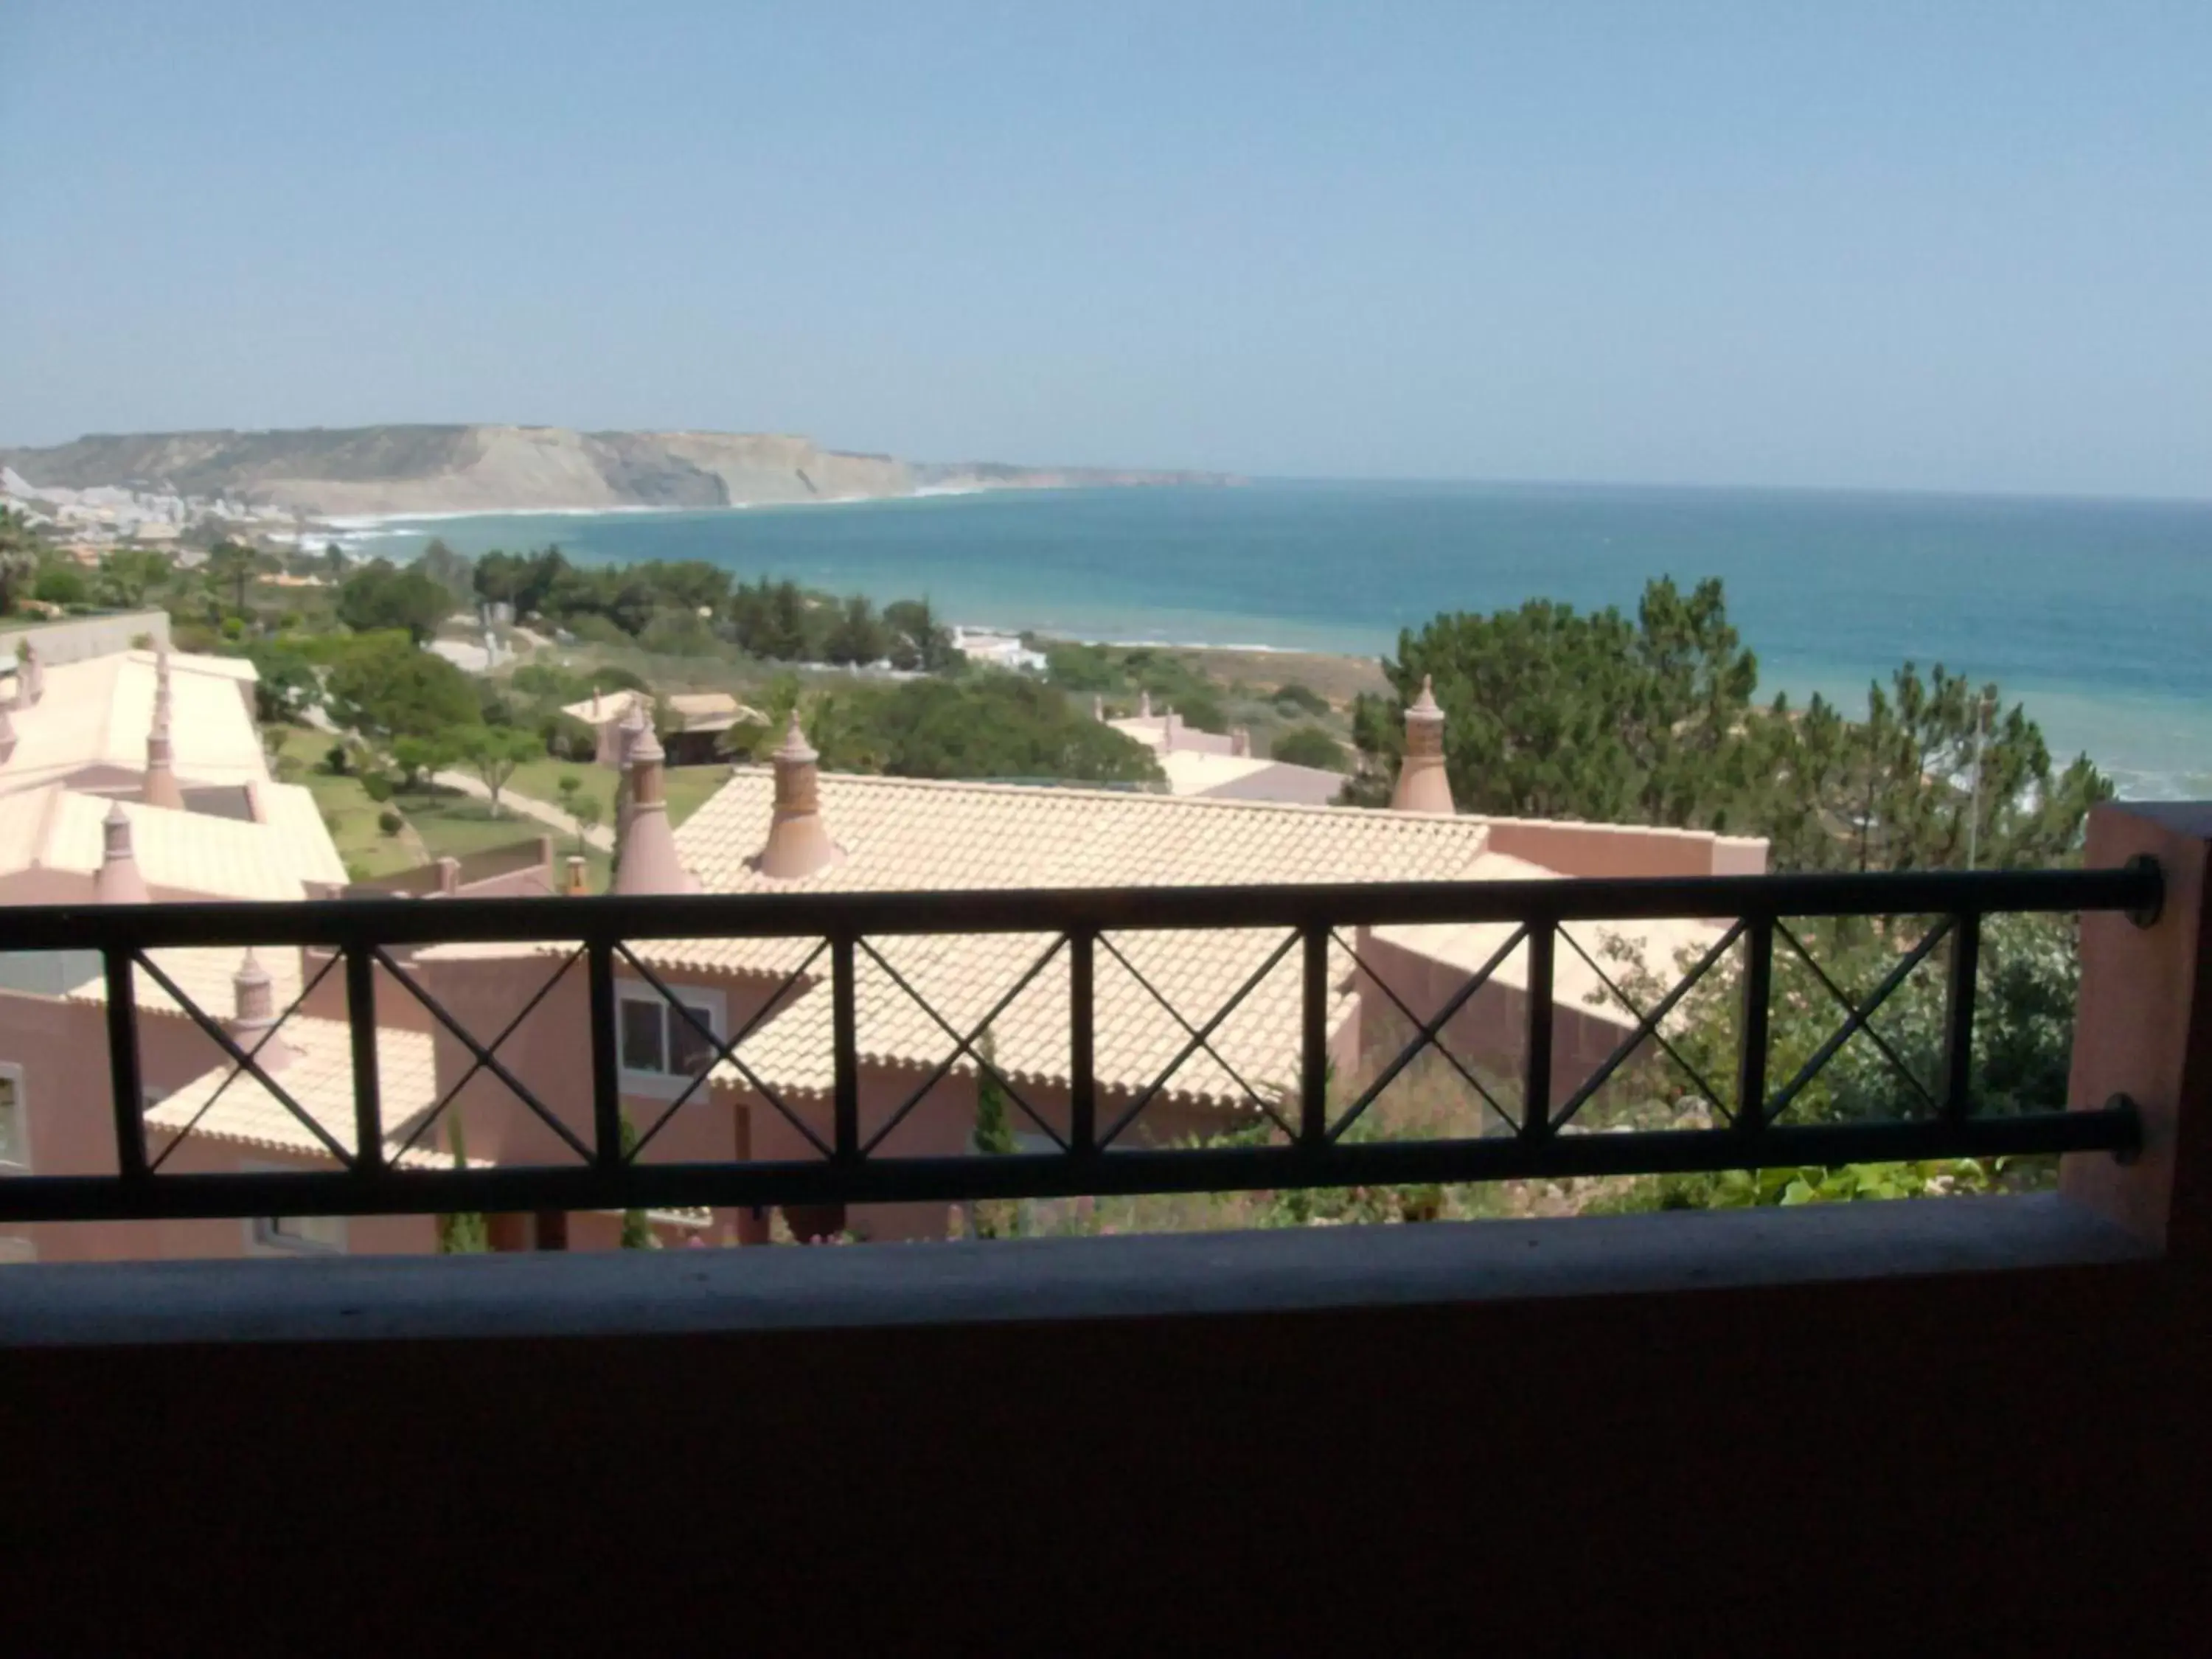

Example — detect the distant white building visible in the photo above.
[951,627,1047,673]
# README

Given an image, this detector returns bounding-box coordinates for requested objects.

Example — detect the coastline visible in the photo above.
[315,481,1021,538]
[313,484,2212,799]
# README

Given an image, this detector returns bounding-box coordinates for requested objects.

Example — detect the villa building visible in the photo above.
[1099,689,1349,805]
[0,627,571,1261]
[562,686,765,768]
[0,634,1763,1259]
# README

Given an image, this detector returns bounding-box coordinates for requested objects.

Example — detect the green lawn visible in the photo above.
[270,724,720,888]
[394,786,612,890]
[271,726,425,879]
[393,788,552,857]
[500,756,727,830]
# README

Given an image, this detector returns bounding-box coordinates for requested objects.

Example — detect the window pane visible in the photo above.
[669,1001,717,1077]
[621,999,665,1074]
[0,1073,21,1169]
[262,1215,343,1252]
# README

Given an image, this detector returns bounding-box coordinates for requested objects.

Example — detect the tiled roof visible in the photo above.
[560,688,651,728]
[250,782,350,889]
[67,943,310,1021]
[0,650,266,793]
[418,773,1709,1114]
[1158,750,1345,807]
[561,689,765,734]
[643,773,1499,1107]
[147,1015,451,1169]
[667,692,763,731]
[0,786,338,900]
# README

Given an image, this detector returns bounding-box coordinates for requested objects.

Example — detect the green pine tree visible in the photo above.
[435,1116,490,1254]
[968,1033,1020,1238]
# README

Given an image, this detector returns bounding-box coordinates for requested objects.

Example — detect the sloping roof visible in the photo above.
[1157,749,1345,806]
[418,771,1714,1114]
[0,650,266,793]
[147,1016,450,1169]
[560,688,765,734]
[249,782,349,889]
[560,688,650,728]
[130,648,257,684]
[0,786,338,901]
[666,692,764,731]
[636,773,1498,1106]
[1107,714,1237,757]
[67,943,310,1021]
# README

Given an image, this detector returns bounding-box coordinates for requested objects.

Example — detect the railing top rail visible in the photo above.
[0,863,2158,951]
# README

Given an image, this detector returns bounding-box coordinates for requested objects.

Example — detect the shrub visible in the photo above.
[34,567,88,605]
[321,744,351,776]
[377,808,404,837]
[540,712,598,762]
[360,771,395,803]
[1170,690,1229,734]
[1270,725,1349,771]
[1272,682,1330,717]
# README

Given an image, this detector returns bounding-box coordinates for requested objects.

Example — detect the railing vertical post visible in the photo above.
[1301,924,1330,1144]
[346,942,383,1176]
[832,933,860,1159]
[1941,911,1981,1123]
[102,950,148,1182]
[1524,922,1554,1138]
[588,939,622,1168]
[1736,916,1774,1134]
[1069,928,1096,1156]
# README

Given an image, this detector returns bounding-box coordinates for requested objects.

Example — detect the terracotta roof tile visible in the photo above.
[146,1015,448,1169]
[651,773,1495,1108]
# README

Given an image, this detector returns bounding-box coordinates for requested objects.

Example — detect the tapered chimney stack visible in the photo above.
[229,950,295,1071]
[757,713,839,880]
[142,711,185,810]
[1391,676,1455,815]
[611,723,697,896]
[95,803,150,903]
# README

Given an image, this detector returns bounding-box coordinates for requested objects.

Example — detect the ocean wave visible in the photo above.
[319,504,689,529]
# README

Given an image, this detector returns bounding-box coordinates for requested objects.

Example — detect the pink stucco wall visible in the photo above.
[408,947,1346,1244]
[1481,816,1769,880]
[1350,930,1629,1113]
[0,989,439,1262]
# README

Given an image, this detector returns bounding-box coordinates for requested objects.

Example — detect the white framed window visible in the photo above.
[0,1063,29,1175]
[240,1162,347,1256]
[616,983,726,1098]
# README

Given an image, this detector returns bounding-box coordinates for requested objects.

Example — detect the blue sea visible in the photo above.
[340,481,2212,799]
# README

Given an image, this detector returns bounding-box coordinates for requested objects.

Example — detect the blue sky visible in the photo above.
[4,2,2207,496]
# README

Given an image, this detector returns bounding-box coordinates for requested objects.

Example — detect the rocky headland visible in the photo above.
[0,425,1240,518]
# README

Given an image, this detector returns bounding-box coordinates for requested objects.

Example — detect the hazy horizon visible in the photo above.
[5,3,2208,500]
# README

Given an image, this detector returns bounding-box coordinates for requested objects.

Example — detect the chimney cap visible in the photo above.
[1408,675,1444,721]
[773,711,817,765]
[97,802,149,903]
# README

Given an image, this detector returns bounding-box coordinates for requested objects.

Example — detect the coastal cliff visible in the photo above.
[0,425,1239,516]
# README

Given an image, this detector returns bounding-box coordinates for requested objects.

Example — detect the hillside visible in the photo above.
[0,425,1238,516]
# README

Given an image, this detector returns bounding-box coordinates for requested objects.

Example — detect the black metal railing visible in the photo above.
[0,862,2160,1225]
